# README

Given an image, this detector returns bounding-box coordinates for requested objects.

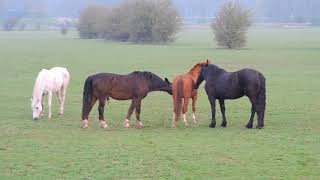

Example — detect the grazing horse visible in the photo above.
[171,60,210,127]
[81,71,172,129]
[31,67,70,119]
[194,64,266,129]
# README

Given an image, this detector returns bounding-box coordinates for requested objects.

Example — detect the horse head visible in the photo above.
[31,97,42,120]
[189,59,211,81]
[194,60,211,89]
[143,71,172,94]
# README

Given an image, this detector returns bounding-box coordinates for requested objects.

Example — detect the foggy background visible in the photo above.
[1,0,320,24]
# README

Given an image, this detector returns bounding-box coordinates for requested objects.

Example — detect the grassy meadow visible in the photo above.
[0,28,320,179]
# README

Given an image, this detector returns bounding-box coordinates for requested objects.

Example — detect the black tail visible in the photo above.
[82,77,93,120]
[257,74,266,126]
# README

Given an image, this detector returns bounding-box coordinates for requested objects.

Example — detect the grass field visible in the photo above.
[0,28,320,179]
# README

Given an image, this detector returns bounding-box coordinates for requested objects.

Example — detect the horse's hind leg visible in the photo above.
[134,99,143,128]
[246,96,257,129]
[182,97,190,127]
[256,104,265,129]
[191,93,198,124]
[98,97,108,128]
[56,91,63,116]
[82,96,97,128]
[59,85,67,116]
[245,106,255,129]
[219,99,227,127]
[172,113,176,128]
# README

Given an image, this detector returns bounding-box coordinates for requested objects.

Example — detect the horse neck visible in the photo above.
[188,69,201,83]
[32,73,45,101]
[149,81,164,91]
[149,80,169,93]
[207,66,225,81]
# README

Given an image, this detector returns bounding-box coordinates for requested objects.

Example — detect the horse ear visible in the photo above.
[165,77,171,84]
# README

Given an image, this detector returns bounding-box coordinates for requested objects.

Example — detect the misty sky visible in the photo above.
[1,0,320,22]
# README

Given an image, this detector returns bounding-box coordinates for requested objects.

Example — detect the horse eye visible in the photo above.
[36,107,39,110]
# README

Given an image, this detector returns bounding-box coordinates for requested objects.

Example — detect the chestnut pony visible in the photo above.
[171,60,210,127]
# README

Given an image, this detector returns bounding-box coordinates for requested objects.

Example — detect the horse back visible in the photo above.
[90,73,149,100]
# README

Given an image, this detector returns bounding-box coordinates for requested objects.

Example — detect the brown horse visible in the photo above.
[171,60,210,127]
[81,71,172,129]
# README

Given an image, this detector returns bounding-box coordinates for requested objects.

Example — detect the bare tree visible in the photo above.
[212,0,251,49]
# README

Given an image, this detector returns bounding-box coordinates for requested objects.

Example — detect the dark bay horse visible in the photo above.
[81,71,172,129]
[194,64,266,129]
[171,60,210,127]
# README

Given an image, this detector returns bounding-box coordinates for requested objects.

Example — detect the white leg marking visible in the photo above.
[82,119,89,128]
[172,113,176,128]
[100,120,108,129]
[136,121,143,128]
[124,119,130,128]
[183,113,188,127]
[193,113,197,124]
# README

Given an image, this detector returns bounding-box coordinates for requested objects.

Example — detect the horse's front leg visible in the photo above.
[47,91,52,119]
[135,99,143,128]
[124,99,137,128]
[208,95,216,128]
[40,94,45,117]
[219,99,227,127]
[191,92,198,124]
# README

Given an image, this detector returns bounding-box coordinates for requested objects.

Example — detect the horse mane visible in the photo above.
[32,69,47,99]
[188,60,211,73]
[132,71,155,78]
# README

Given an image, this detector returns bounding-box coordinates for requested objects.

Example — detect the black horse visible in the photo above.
[82,71,172,129]
[194,64,266,129]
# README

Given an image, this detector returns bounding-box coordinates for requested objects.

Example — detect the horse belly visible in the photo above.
[110,92,132,100]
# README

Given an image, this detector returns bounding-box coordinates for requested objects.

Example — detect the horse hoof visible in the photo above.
[184,123,189,127]
[82,120,89,129]
[136,121,143,129]
[220,123,227,128]
[124,119,130,128]
[245,124,253,129]
[100,121,108,129]
[256,125,264,129]
[209,123,216,128]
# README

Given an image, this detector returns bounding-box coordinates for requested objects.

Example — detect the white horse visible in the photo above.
[31,67,70,119]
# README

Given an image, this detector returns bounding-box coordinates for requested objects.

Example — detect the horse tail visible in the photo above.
[82,77,93,120]
[257,74,266,125]
[174,79,184,120]
[258,74,266,108]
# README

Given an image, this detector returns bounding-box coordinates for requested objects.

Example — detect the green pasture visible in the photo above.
[0,28,319,179]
